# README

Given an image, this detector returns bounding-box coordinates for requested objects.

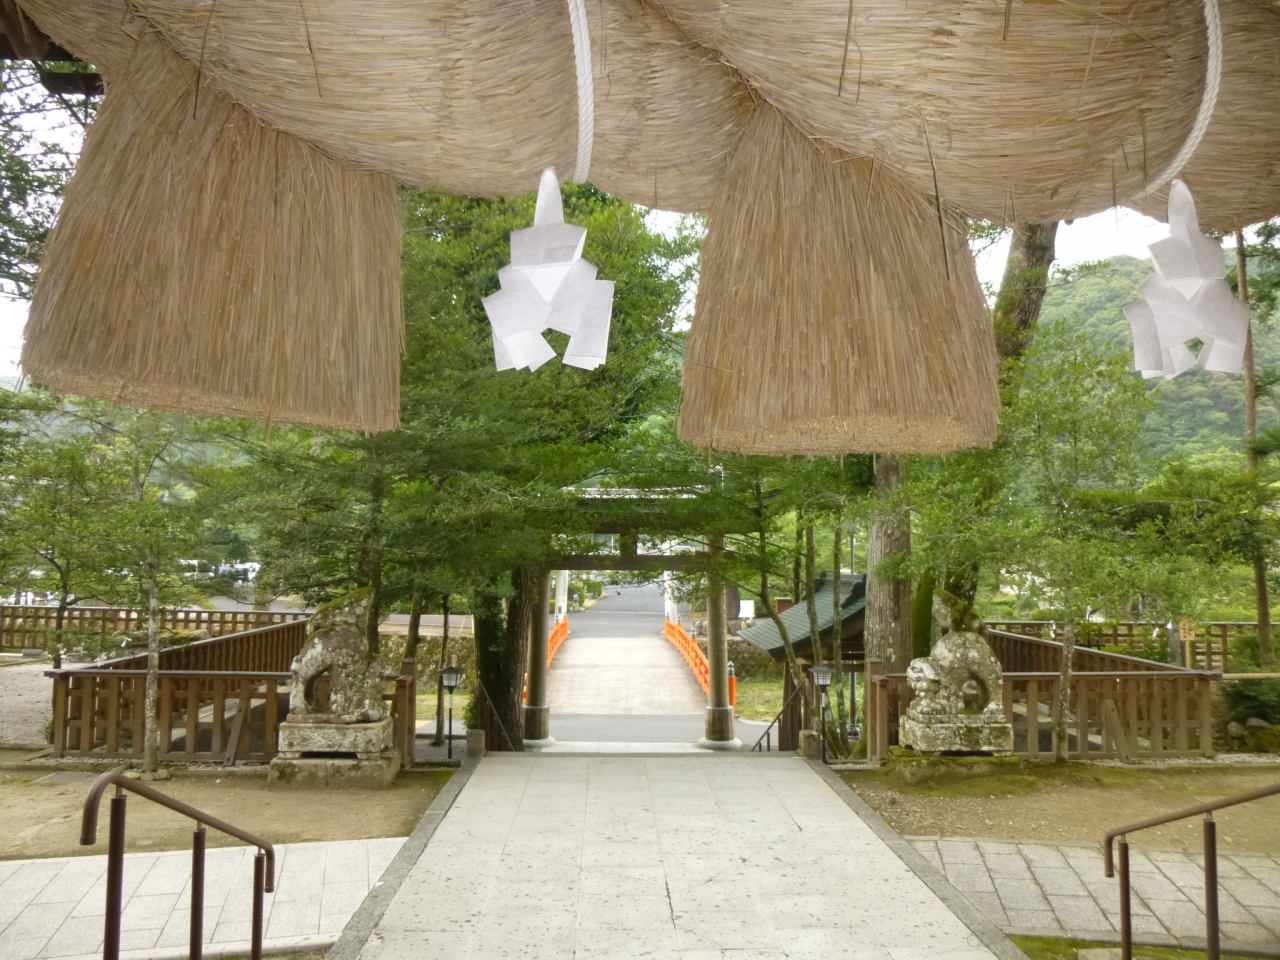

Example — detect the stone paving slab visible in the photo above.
[356,755,1002,960]
[909,837,1280,952]
[0,837,404,960]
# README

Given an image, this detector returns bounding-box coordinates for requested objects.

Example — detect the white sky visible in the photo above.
[0,203,1189,381]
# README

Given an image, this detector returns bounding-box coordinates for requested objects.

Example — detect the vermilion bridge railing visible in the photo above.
[547,619,570,667]
[663,619,709,696]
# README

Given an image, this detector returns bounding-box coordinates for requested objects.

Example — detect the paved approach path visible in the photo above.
[912,837,1280,953]
[547,584,705,717]
[355,755,1000,960]
[0,838,403,960]
[544,584,761,746]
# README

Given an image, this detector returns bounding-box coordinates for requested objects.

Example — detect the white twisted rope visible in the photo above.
[567,0,594,183]
[1131,0,1221,199]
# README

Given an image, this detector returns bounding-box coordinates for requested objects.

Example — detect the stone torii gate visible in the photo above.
[522,533,738,749]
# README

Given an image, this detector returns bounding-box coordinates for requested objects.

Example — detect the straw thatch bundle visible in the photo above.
[22,34,403,431]
[680,104,998,455]
[13,0,1280,449]
[651,0,1280,230]
[22,0,751,214]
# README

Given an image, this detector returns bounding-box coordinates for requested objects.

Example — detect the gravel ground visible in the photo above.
[0,661,51,749]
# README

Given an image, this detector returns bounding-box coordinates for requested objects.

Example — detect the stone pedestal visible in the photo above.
[797,730,820,758]
[269,718,399,787]
[523,704,550,741]
[899,714,1013,756]
[698,706,741,750]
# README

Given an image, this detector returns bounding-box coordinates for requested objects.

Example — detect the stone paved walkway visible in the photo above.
[356,755,1001,960]
[910,837,1280,952]
[0,837,403,960]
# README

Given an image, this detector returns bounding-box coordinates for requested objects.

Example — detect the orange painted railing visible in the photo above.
[664,619,708,696]
[547,619,569,668]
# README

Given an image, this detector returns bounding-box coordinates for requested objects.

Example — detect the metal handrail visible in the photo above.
[82,771,276,960]
[752,680,807,752]
[1102,780,1280,960]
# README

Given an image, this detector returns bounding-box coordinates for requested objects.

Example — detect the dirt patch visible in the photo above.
[0,662,52,748]
[843,762,1280,853]
[0,768,450,860]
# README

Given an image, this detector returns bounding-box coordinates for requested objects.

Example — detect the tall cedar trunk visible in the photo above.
[1237,232,1275,665]
[911,568,937,660]
[993,221,1060,364]
[405,584,424,660]
[473,569,535,751]
[433,593,450,746]
[949,221,1059,620]
[866,454,912,672]
[362,474,386,657]
[143,563,161,773]
[804,525,821,664]
[56,577,69,632]
[1054,621,1076,761]
[792,523,803,604]
[753,484,803,684]
[832,515,847,728]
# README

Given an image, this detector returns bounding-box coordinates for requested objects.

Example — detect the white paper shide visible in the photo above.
[483,168,614,372]
[1123,180,1248,380]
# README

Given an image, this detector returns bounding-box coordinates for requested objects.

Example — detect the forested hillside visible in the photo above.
[1039,255,1280,460]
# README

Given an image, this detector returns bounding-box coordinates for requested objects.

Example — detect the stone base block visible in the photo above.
[704,705,735,742]
[523,704,549,741]
[697,737,742,751]
[886,745,1023,784]
[268,752,399,788]
[900,715,1014,756]
[276,718,393,760]
[798,730,820,758]
[467,729,486,757]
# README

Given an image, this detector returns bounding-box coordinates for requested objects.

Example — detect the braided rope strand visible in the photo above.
[567,0,594,183]
[1132,0,1221,199]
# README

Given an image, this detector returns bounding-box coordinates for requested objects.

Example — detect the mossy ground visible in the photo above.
[1011,935,1259,960]
[843,761,1280,850]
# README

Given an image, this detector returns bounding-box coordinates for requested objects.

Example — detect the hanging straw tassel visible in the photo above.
[678,102,998,456]
[22,35,403,433]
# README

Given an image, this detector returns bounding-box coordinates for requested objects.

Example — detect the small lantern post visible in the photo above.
[810,664,834,763]
[440,664,465,760]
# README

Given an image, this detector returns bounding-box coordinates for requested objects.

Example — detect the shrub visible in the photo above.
[1220,677,1280,725]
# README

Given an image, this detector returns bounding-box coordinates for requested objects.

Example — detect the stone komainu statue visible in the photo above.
[901,593,1012,755]
[288,589,386,724]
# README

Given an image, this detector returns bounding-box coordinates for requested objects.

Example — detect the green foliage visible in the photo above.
[1039,253,1280,460]
[1219,678,1280,725]
[0,64,86,299]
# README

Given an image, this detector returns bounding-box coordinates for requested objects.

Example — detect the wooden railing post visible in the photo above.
[865,659,885,762]
[51,672,68,756]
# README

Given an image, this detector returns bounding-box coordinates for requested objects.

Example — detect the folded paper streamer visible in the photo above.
[483,168,615,372]
[1123,180,1249,379]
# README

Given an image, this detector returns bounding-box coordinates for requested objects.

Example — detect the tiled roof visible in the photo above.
[739,571,866,655]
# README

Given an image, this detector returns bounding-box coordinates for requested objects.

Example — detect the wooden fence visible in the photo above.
[986,620,1239,671]
[664,619,709,695]
[865,629,1218,762]
[45,619,419,765]
[985,630,1185,674]
[98,620,310,673]
[1,604,308,651]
